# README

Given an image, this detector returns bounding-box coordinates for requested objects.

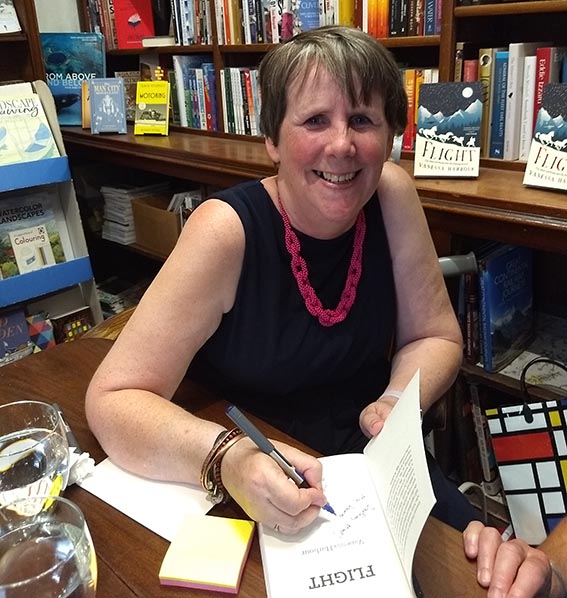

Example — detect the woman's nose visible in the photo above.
[326,125,356,158]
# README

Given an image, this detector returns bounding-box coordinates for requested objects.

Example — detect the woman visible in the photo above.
[464,519,567,597]
[86,26,471,534]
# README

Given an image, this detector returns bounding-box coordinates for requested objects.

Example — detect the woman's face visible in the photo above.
[265,67,393,238]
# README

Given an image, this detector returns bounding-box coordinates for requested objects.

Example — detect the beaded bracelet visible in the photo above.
[200,427,244,504]
[550,562,567,597]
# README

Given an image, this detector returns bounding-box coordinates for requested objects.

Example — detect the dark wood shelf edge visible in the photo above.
[455,0,567,17]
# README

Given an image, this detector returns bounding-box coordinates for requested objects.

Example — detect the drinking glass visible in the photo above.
[0,401,69,508]
[0,495,97,597]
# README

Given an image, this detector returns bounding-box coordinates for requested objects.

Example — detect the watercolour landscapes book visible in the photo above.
[89,77,127,134]
[259,371,435,598]
[0,187,73,279]
[0,93,60,166]
[523,83,567,192]
[477,243,534,373]
[159,515,255,593]
[40,32,106,126]
[414,81,483,178]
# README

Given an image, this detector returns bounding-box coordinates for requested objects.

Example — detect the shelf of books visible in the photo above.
[0,79,103,365]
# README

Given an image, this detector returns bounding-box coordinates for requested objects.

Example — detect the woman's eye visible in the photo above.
[305,115,325,126]
[351,115,371,127]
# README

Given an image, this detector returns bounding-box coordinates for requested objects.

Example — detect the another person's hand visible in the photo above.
[359,395,398,438]
[221,437,328,534]
[463,521,552,597]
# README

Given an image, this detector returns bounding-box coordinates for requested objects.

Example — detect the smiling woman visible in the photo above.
[85,26,480,543]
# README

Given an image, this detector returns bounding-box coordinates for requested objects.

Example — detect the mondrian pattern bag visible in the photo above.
[485,357,567,544]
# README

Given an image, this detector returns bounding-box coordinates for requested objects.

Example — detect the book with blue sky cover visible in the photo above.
[40,32,106,126]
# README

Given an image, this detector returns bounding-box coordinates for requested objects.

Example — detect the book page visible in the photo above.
[259,452,414,598]
[364,370,436,578]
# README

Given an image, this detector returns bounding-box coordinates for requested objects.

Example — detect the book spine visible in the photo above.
[172,57,188,126]
[489,51,508,159]
[519,55,536,161]
[194,68,208,130]
[454,41,464,81]
[478,262,491,370]
[338,0,355,26]
[533,47,565,131]
[402,68,416,150]
[463,59,479,81]
[423,0,434,35]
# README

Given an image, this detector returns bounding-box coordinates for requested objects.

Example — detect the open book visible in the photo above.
[258,371,435,597]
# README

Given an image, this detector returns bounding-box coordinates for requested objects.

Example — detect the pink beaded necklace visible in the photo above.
[277,195,366,327]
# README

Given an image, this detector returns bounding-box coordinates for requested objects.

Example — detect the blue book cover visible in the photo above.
[40,32,106,126]
[202,63,218,132]
[477,243,533,373]
[424,0,435,35]
[296,0,320,33]
[89,78,127,134]
[0,308,31,360]
[414,81,483,178]
[489,50,509,158]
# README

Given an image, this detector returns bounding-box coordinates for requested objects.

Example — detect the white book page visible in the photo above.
[364,370,436,578]
[259,452,413,597]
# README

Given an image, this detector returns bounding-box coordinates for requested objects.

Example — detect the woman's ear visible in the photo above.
[265,137,280,164]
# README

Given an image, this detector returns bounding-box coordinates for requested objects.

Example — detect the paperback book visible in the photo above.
[477,243,534,373]
[0,0,21,33]
[258,371,434,598]
[40,32,106,126]
[0,308,33,365]
[134,79,170,135]
[114,70,140,121]
[0,93,60,166]
[0,187,73,279]
[414,81,483,177]
[89,77,127,134]
[523,83,567,192]
[113,0,155,49]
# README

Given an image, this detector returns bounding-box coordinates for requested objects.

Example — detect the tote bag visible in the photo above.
[485,357,567,544]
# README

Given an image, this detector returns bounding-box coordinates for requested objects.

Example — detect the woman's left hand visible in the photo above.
[359,396,398,438]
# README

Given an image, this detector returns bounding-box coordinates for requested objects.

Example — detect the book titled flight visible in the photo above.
[40,32,106,126]
[523,83,567,192]
[414,81,483,178]
[159,515,255,594]
[258,371,434,598]
[0,93,60,166]
[89,77,127,134]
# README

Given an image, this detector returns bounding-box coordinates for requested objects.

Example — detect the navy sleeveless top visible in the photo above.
[188,181,396,455]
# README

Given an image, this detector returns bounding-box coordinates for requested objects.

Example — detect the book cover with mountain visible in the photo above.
[0,188,73,279]
[477,243,533,373]
[414,81,483,178]
[523,83,567,192]
[40,32,106,126]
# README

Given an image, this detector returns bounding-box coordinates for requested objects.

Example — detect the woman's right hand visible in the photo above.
[221,437,329,534]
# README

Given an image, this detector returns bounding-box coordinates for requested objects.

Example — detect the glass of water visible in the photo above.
[0,495,97,597]
[0,401,69,507]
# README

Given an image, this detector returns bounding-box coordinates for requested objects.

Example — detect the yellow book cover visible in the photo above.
[134,79,170,135]
[81,80,91,129]
[159,515,255,593]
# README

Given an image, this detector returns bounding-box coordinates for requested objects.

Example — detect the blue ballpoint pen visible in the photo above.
[226,405,336,515]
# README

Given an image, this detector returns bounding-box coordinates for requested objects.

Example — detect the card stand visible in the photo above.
[0,257,94,308]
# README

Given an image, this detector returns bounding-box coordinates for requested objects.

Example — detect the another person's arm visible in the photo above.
[463,519,567,597]
[85,199,327,533]
[360,161,463,437]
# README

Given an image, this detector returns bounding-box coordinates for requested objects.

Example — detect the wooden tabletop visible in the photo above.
[0,338,487,597]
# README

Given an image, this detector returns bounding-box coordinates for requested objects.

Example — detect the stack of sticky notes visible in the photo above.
[158,514,256,594]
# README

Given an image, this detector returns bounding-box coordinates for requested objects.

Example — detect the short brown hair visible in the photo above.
[258,25,408,144]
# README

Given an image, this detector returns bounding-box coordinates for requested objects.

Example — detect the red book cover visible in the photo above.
[113,0,155,50]
[402,68,416,151]
[532,46,567,132]
[463,59,479,82]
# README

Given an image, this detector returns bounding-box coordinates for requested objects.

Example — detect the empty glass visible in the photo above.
[0,401,69,508]
[0,494,97,597]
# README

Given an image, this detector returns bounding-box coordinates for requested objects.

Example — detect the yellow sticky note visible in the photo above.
[159,514,256,594]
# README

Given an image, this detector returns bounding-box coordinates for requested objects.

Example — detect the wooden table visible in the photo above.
[0,338,486,597]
